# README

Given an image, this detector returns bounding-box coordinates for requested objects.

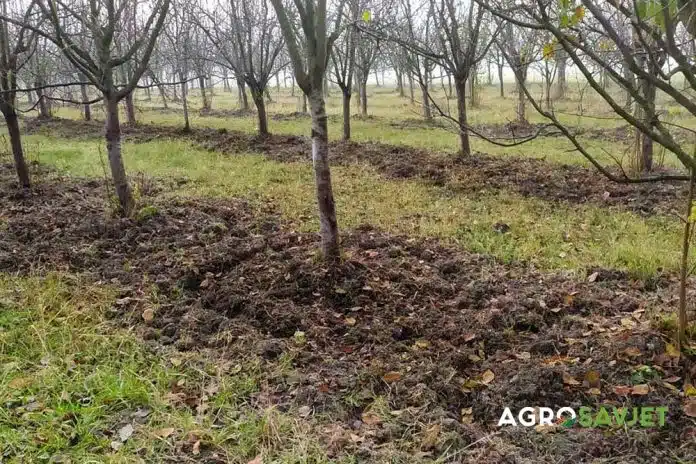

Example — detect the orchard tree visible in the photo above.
[10,0,172,215]
[269,0,348,263]
[0,0,36,188]
[478,0,696,347]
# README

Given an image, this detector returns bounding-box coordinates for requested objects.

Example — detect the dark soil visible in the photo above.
[1,163,694,462]
[25,117,687,216]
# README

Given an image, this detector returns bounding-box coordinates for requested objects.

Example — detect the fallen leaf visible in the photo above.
[685,384,696,397]
[624,347,641,357]
[110,440,123,451]
[298,406,311,418]
[461,407,473,424]
[155,427,175,439]
[612,385,632,396]
[620,318,635,328]
[664,376,681,383]
[170,358,182,367]
[665,343,681,359]
[118,424,134,442]
[584,370,601,388]
[631,384,650,395]
[587,387,601,395]
[463,333,476,342]
[192,440,201,455]
[8,377,31,389]
[535,423,559,433]
[361,411,382,426]
[421,424,441,450]
[344,317,356,326]
[588,272,599,283]
[383,371,402,383]
[480,370,495,385]
[516,351,531,360]
[684,400,696,418]
[142,308,154,322]
[563,372,580,386]
[247,456,263,464]
[414,340,430,349]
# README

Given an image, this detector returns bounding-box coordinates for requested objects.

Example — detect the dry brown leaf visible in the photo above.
[612,385,632,396]
[665,343,681,358]
[480,370,495,385]
[631,384,650,395]
[624,347,641,357]
[414,340,430,349]
[587,388,601,395]
[154,427,175,439]
[684,400,696,418]
[192,440,201,455]
[562,372,580,386]
[8,377,31,389]
[584,370,601,388]
[587,272,599,283]
[361,411,382,426]
[247,456,263,464]
[344,317,356,326]
[421,424,441,450]
[382,371,402,383]
[664,376,681,383]
[142,308,154,322]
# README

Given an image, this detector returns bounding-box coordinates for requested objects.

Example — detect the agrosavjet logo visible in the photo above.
[498,406,669,428]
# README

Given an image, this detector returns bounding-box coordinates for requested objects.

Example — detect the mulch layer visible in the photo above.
[1,162,695,462]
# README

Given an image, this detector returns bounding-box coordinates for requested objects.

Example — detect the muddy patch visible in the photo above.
[1,163,694,462]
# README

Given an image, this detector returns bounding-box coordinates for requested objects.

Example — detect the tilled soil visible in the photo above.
[25,117,688,216]
[1,163,694,462]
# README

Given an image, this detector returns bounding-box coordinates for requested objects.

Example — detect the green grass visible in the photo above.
[21,135,683,278]
[0,273,352,463]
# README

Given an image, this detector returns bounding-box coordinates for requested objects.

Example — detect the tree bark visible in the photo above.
[420,82,431,120]
[36,83,50,118]
[200,75,210,110]
[342,89,351,140]
[104,96,134,215]
[678,166,696,350]
[181,74,190,131]
[497,61,505,98]
[374,69,380,86]
[455,76,470,156]
[553,51,567,100]
[302,94,308,113]
[308,88,340,262]
[252,89,269,136]
[80,82,91,121]
[5,110,30,188]
[237,79,249,110]
[516,78,527,124]
[360,79,368,116]
[408,73,415,104]
[124,91,136,125]
[395,67,404,97]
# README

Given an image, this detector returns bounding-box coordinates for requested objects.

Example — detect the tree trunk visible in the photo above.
[497,62,505,98]
[516,77,527,124]
[623,63,635,110]
[396,67,404,97]
[80,82,91,121]
[124,91,136,125]
[237,79,249,110]
[291,74,295,97]
[408,73,415,104]
[302,94,308,113]
[200,75,210,110]
[455,77,470,156]
[374,69,380,87]
[420,82,431,120]
[308,88,340,262]
[181,75,190,131]
[678,166,696,350]
[252,89,269,136]
[342,89,351,141]
[5,110,30,188]
[360,79,368,117]
[104,96,134,215]
[469,68,479,108]
[487,60,492,86]
[553,51,567,100]
[36,84,50,118]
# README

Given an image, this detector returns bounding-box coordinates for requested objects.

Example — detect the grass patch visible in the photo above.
[23,136,682,277]
[0,274,342,462]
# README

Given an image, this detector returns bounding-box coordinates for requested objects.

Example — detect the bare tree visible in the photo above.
[270,0,347,263]
[12,0,171,214]
[0,0,36,188]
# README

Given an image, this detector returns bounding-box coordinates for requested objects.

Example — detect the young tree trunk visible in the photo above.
[4,109,30,188]
[200,75,210,110]
[623,64,635,109]
[455,76,471,156]
[469,68,479,108]
[516,78,527,124]
[308,87,340,262]
[408,73,415,104]
[374,69,380,87]
[553,52,567,100]
[237,79,249,110]
[36,84,50,118]
[678,166,696,350]
[80,82,91,121]
[487,60,492,86]
[302,94,308,113]
[420,82,431,120]
[342,89,351,141]
[395,67,404,97]
[27,88,34,105]
[124,91,136,125]
[252,88,269,136]
[290,73,295,96]
[104,96,134,215]
[360,79,368,116]
[497,62,505,98]
[181,75,190,131]
[144,81,152,101]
